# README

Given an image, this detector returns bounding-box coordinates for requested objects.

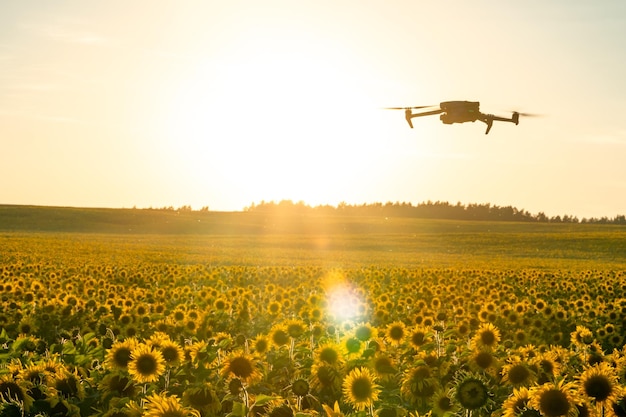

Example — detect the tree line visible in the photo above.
[244,200,626,225]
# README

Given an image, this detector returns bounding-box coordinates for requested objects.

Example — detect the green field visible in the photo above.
[1,205,625,269]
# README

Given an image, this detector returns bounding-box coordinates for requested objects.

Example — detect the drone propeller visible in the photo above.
[510,111,542,117]
[383,105,437,110]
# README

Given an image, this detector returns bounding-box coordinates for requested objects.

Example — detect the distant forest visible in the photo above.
[242,200,626,224]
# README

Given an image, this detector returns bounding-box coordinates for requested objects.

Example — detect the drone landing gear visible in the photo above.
[484,119,493,135]
[404,109,414,128]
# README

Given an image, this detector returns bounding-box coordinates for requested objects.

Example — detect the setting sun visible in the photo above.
[155,18,395,207]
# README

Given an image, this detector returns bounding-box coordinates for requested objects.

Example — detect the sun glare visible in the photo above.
[323,271,363,322]
[156,24,390,208]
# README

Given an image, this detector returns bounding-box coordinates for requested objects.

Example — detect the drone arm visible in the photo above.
[479,112,519,134]
[488,115,517,123]
[410,109,444,118]
[404,108,443,128]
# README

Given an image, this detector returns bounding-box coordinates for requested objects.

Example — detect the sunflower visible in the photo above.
[514,329,529,346]
[341,335,364,357]
[210,332,233,348]
[502,387,540,417]
[431,387,458,417]
[267,403,295,417]
[182,383,221,414]
[98,371,137,398]
[456,321,471,338]
[546,345,573,366]
[322,400,344,417]
[17,317,37,335]
[251,334,271,355]
[452,371,494,413]
[309,307,324,323]
[220,351,261,384]
[533,351,562,383]
[227,378,244,396]
[570,325,594,349]
[502,359,537,388]
[267,300,282,316]
[577,362,620,407]
[401,365,438,404]
[16,363,48,386]
[408,325,432,350]
[50,368,85,401]
[40,356,65,378]
[0,374,33,411]
[611,389,626,417]
[170,307,187,324]
[385,321,406,346]
[578,341,604,367]
[469,349,500,375]
[213,297,230,312]
[342,367,380,411]
[614,355,626,389]
[105,338,139,370]
[310,362,343,393]
[529,379,580,417]
[11,335,40,354]
[354,322,377,342]
[143,392,200,417]
[311,323,325,339]
[157,339,185,366]
[269,325,290,349]
[470,322,501,351]
[127,344,166,384]
[291,378,310,397]
[607,334,623,350]
[187,340,210,364]
[146,332,171,348]
[315,342,344,367]
[370,354,397,380]
[284,318,307,339]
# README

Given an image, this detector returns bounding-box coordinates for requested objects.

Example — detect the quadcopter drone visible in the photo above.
[386,101,533,134]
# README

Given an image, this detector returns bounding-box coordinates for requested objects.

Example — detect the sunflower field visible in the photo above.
[1,229,626,417]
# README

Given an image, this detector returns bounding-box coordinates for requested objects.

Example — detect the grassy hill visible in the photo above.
[1,204,625,269]
[0,205,243,234]
[0,204,621,234]
[1,204,409,234]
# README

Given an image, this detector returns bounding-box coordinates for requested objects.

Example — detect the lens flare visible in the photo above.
[323,271,363,322]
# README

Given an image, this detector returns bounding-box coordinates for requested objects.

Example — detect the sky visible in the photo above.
[2,1,625,219]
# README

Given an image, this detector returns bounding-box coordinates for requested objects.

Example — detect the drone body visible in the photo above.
[387,101,522,134]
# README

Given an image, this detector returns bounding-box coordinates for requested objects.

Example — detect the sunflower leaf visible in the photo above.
[226,400,247,417]
[253,394,282,407]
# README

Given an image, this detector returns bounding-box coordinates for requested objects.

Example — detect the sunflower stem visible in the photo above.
[435,329,442,358]
[164,367,171,390]
[140,383,148,408]
[242,383,250,411]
